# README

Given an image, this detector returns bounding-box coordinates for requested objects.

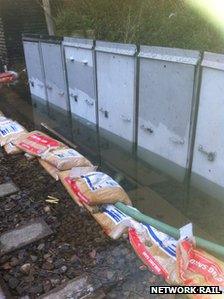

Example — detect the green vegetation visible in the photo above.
[53,0,224,53]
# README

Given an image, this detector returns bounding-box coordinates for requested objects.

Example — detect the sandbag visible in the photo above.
[38,159,60,181]
[84,204,131,239]
[14,131,64,156]
[0,119,27,146]
[176,239,224,299]
[59,170,132,206]
[69,166,98,178]
[4,142,23,155]
[41,147,92,171]
[129,225,179,284]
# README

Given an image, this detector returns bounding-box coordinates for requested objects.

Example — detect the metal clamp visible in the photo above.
[69,57,75,62]
[198,145,216,161]
[99,108,109,118]
[120,115,131,122]
[169,136,185,145]
[70,93,78,102]
[85,99,94,106]
[46,84,52,90]
[29,80,34,87]
[82,60,88,65]
[58,91,65,96]
[140,124,153,134]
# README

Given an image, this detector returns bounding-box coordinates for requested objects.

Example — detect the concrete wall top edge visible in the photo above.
[63,37,94,49]
[139,45,200,65]
[22,34,41,42]
[202,51,224,71]
[95,40,137,56]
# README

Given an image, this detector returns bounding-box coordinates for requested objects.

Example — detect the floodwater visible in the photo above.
[1,87,224,252]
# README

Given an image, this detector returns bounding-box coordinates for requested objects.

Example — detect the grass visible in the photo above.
[53,0,224,53]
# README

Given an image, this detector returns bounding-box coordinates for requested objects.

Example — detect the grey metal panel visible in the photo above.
[96,41,137,143]
[192,52,224,197]
[137,46,200,179]
[23,40,46,102]
[40,41,69,111]
[63,37,97,124]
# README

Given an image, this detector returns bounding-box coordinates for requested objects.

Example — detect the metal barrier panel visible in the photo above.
[96,41,137,143]
[23,36,47,105]
[40,38,69,111]
[63,37,96,124]
[63,37,99,154]
[191,52,224,199]
[137,46,200,179]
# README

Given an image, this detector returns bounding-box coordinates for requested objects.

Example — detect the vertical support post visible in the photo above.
[185,52,203,183]
[61,40,72,127]
[42,0,55,36]
[133,44,140,155]
[93,39,102,166]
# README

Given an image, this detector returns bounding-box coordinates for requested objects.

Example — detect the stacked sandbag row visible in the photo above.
[13,131,93,180]
[0,111,28,154]
[0,111,223,298]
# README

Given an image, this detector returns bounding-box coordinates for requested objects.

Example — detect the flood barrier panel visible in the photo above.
[95,41,137,145]
[191,52,224,200]
[63,37,97,124]
[63,37,99,153]
[137,46,200,180]
[22,35,47,110]
[40,37,69,112]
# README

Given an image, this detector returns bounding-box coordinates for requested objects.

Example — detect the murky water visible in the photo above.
[1,88,224,250]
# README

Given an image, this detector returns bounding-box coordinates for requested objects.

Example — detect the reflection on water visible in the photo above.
[1,92,224,249]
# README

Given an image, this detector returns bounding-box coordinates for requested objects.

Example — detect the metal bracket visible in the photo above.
[140,124,153,134]
[99,108,109,118]
[82,60,88,66]
[120,115,131,122]
[70,93,78,102]
[29,80,34,87]
[169,136,185,145]
[198,145,216,161]
[46,84,52,90]
[85,99,94,106]
[58,91,65,96]
[69,57,75,62]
